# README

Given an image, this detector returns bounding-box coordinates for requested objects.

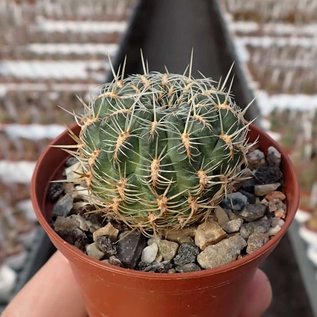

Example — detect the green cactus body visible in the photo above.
[71,71,251,232]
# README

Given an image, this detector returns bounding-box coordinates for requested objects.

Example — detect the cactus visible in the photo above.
[67,63,252,233]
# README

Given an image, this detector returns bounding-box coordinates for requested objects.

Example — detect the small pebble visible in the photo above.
[246,149,266,168]
[194,220,226,250]
[197,235,247,269]
[246,232,269,254]
[240,217,271,239]
[108,256,122,267]
[221,218,244,233]
[239,204,267,222]
[72,185,90,200]
[221,192,248,211]
[265,191,286,201]
[226,209,239,220]
[214,206,229,225]
[163,227,195,244]
[47,182,64,203]
[274,209,286,219]
[267,146,281,166]
[255,166,283,184]
[53,216,88,251]
[240,178,257,193]
[268,225,282,236]
[268,199,286,213]
[174,243,199,266]
[116,231,147,269]
[86,242,105,260]
[175,263,202,273]
[95,236,117,257]
[254,183,280,196]
[141,242,159,264]
[93,222,119,242]
[158,239,179,261]
[65,156,78,167]
[239,190,256,204]
[51,193,73,218]
[139,261,172,273]
[65,161,83,183]
[271,217,285,227]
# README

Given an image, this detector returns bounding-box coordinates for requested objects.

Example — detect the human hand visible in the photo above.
[2,251,272,317]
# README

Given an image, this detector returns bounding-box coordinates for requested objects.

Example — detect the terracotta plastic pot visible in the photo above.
[31,124,299,317]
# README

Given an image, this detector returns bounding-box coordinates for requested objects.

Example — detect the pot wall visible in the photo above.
[31,124,299,317]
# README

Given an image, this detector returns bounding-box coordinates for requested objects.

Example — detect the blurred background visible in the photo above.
[0,0,317,315]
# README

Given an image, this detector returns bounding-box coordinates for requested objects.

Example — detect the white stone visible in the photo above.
[65,161,83,183]
[268,225,281,236]
[73,185,90,200]
[271,217,285,227]
[141,242,159,264]
[254,183,280,196]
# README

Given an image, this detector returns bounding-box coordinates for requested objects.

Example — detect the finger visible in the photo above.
[238,269,273,317]
[2,251,87,317]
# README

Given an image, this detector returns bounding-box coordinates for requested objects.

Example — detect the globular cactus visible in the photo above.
[68,64,252,232]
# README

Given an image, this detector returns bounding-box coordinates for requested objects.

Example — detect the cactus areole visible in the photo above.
[67,69,252,233]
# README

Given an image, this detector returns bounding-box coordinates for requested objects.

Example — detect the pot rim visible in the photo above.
[31,123,299,280]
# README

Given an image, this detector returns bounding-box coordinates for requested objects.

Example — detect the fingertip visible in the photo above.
[239,269,272,317]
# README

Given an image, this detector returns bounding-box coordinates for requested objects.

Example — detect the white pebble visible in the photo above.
[271,217,285,227]
[65,162,83,182]
[73,185,90,199]
[141,242,158,264]
[268,225,281,236]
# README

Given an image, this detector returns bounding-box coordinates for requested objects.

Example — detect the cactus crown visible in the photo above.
[67,60,252,233]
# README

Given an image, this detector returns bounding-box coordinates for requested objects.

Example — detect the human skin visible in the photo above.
[2,251,272,317]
